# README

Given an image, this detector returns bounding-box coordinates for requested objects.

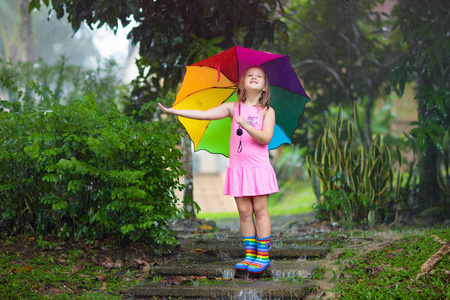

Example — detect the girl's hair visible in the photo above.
[236,66,271,108]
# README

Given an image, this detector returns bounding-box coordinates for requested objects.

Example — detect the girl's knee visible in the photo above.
[253,206,269,218]
[238,208,254,220]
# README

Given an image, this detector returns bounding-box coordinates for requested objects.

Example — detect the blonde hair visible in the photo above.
[236,66,271,108]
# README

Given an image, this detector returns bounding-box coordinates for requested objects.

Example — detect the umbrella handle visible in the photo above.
[236,101,243,153]
[236,101,243,136]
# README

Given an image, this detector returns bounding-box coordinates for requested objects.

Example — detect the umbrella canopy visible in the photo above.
[173,45,310,157]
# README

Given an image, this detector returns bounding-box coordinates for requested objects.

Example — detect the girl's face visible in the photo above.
[243,68,266,92]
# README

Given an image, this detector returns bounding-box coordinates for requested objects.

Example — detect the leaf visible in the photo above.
[158,276,190,285]
[331,252,345,260]
[371,265,385,276]
[190,248,208,254]
[71,263,86,275]
[134,259,153,272]
[15,265,33,273]
[29,0,41,12]
[114,259,123,268]
[96,274,107,282]
[158,276,207,286]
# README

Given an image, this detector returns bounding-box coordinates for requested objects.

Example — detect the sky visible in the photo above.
[89,18,139,82]
[92,22,133,66]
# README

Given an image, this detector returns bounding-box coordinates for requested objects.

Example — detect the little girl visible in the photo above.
[158,66,278,273]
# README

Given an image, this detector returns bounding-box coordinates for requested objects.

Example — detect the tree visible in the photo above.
[0,0,101,66]
[30,0,288,219]
[0,0,33,62]
[273,0,403,150]
[20,0,33,62]
[392,0,450,218]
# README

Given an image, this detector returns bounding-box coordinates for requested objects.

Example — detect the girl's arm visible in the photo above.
[236,107,275,145]
[158,102,234,120]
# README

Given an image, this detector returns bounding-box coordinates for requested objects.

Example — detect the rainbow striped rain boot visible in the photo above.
[234,236,257,270]
[247,236,271,273]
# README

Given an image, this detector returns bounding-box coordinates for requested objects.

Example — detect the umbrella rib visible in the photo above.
[194,65,238,85]
[176,86,237,103]
[194,90,237,151]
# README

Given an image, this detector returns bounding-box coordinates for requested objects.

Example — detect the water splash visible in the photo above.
[271,269,310,279]
[233,289,261,300]
[221,268,235,279]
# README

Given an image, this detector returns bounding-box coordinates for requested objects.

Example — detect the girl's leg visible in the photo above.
[234,196,256,236]
[252,194,271,238]
[234,196,257,270]
[248,194,271,273]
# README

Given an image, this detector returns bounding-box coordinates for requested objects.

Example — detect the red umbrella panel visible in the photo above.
[173,46,310,157]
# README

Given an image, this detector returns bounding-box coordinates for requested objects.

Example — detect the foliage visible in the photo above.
[0,77,185,243]
[28,0,290,222]
[273,0,404,149]
[333,228,450,299]
[0,57,126,106]
[30,0,289,104]
[391,0,450,215]
[273,145,308,180]
[306,103,404,226]
[0,235,151,299]
[391,0,449,96]
[0,0,100,65]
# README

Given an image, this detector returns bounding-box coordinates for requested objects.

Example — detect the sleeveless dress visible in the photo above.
[223,102,279,197]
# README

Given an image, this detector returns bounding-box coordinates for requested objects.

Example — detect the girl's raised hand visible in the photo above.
[158,103,174,114]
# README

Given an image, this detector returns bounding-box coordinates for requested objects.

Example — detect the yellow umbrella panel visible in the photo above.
[173,66,237,156]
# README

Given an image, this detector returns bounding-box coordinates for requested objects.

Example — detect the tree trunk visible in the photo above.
[364,79,374,147]
[181,135,196,220]
[19,0,33,62]
[417,95,440,208]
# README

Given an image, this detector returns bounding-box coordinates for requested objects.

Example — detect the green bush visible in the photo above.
[0,92,185,244]
[0,57,126,106]
[306,103,404,226]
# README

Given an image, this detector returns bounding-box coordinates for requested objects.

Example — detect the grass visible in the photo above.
[1,225,449,299]
[0,235,150,299]
[330,227,450,299]
[268,178,316,215]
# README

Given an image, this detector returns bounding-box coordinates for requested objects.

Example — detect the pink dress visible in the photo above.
[223,103,279,197]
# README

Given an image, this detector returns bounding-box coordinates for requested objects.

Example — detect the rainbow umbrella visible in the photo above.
[173,45,310,157]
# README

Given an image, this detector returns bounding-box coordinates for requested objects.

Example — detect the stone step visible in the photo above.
[130,279,316,299]
[178,244,330,261]
[150,260,320,279]
[181,236,339,247]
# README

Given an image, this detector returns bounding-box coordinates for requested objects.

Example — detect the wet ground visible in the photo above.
[131,214,406,299]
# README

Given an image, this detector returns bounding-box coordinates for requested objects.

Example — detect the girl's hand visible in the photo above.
[158,103,174,114]
[235,115,248,129]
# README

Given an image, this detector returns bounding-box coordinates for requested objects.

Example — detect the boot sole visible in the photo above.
[247,265,270,273]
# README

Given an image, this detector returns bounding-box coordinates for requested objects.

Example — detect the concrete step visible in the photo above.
[150,260,320,279]
[130,279,316,299]
[178,244,330,261]
[181,235,339,246]
[131,224,339,299]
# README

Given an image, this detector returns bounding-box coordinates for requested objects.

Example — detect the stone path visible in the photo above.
[129,218,349,299]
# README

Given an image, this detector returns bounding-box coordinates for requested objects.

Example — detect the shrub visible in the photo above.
[306,103,404,226]
[0,92,185,244]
